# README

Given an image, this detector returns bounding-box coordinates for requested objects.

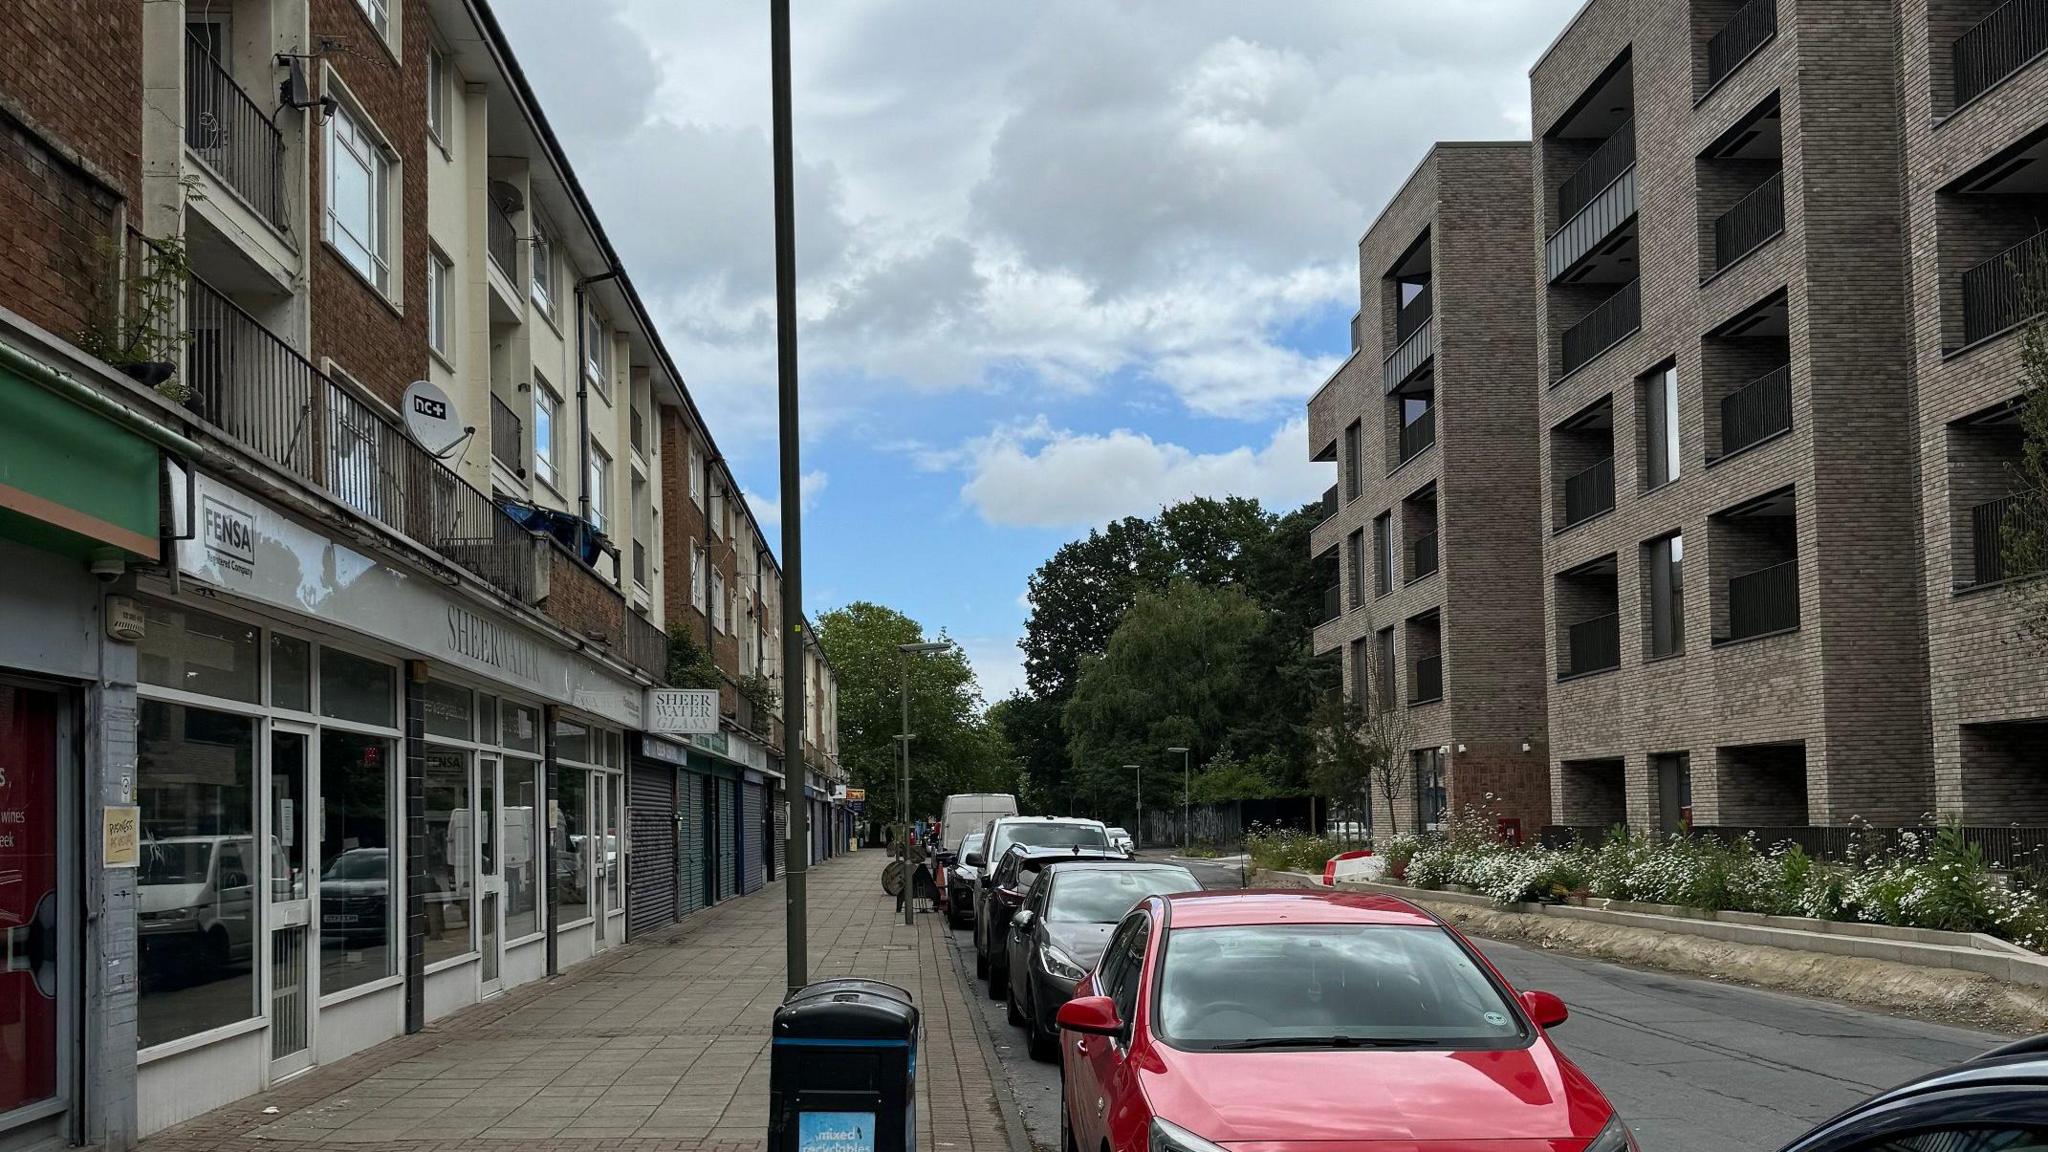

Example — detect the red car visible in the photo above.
[1057,890,1633,1152]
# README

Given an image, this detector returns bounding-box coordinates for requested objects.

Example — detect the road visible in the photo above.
[943,852,2003,1152]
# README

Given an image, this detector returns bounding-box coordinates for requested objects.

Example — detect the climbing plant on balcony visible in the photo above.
[78,233,192,403]
[665,631,720,690]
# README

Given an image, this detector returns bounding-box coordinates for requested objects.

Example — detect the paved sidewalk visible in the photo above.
[137,850,1017,1152]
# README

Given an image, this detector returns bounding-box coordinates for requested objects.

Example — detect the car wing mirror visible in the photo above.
[1011,909,1035,931]
[963,852,983,867]
[1056,995,1122,1036]
[1520,990,1568,1029]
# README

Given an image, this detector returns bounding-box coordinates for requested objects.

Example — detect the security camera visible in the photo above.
[89,549,126,582]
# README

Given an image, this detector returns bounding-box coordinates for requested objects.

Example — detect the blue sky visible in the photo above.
[494,0,1582,702]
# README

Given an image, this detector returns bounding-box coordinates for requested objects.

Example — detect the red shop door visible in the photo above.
[0,685,59,1116]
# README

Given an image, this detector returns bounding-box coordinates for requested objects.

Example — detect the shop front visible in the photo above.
[130,468,645,1135]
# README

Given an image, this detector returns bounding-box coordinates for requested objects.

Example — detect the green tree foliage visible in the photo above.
[2007,293,2048,649]
[815,602,1016,826]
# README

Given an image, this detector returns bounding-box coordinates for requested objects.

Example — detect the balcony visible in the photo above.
[1323,585,1342,624]
[1719,365,1792,457]
[1409,530,1439,582]
[488,198,518,278]
[184,31,287,230]
[1707,0,1778,91]
[490,393,523,475]
[1726,559,1800,641]
[1953,0,2048,107]
[1562,456,1616,528]
[1351,311,1364,354]
[1971,494,2046,586]
[1383,315,1434,394]
[1560,279,1642,376]
[1565,612,1622,678]
[1961,228,2048,346]
[1396,283,1433,344]
[623,606,668,682]
[1547,125,1638,282]
[1410,654,1443,705]
[1713,170,1784,272]
[1398,406,1436,465]
[1320,484,1339,522]
[1557,120,1637,222]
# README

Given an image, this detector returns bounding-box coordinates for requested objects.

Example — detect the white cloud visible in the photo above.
[954,418,1325,530]
[743,470,830,534]
[957,634,1029,706]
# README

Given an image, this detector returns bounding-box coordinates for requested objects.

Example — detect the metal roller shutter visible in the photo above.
[677,771,706,916]
[741,782,766,894]
[773,789,788,878]
[716,777,736,901]
[627,763,678,939]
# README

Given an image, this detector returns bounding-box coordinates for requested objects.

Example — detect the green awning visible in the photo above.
[0,361,160,560]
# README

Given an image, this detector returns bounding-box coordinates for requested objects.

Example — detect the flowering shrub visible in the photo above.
[1246,825,1347,874]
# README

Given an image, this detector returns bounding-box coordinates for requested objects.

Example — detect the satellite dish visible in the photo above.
[403,380,466,456]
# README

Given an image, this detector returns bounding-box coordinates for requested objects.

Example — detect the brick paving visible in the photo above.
[135,850,1016,1152]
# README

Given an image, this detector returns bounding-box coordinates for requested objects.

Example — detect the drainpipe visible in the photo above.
[704,452,723,655]
[572,269,622,529]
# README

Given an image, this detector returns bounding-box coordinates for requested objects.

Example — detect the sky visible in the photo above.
[492,0,1583,705]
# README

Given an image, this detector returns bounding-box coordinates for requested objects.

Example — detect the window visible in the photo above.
[1645,364,1681,489]
[1346,529,1366,609]
[605,774,623,912]
[427,249,452,358]
[425,42,448,143]
[271,633,311,711]
[139,602,260,702]
[1343,420,1363,501]
[353,0,389,39]
[583,306,611,400]
[689,442,704,507]
[1373,512,1394,597]
[1654,752,1692,832]
[325,100,391,295]
[710,482,725,539]
[1375,627,1397,713]
[504,757,542,938]
[533,377,559,488]
[1414,747,1446,828]
[1347,637,1369,706]
[1647,533,1685,659]
[422,748,472,965]
[321,730,395,991]
[319,645,396,727]
[692,543,708,611]
[530,218,555,317]
[711,569,727,634]
[589,443,611,534]
[554,767,590,924]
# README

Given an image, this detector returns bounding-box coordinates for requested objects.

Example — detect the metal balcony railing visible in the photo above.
[1350,311,1364,353]
[1410,654,1443,704]
[1556,119,1636,223]
[1323,585,1342,624]
[490,393,522,473]
[1972,494,2047,586]
[1396,282,1433,344]
[1707,0,1778,90]
[623,607,668,682]
[1383,315,1434,394]
[1320,484,1338,522]
[1727,559,1800,641]
[1409,529,1439,582]
[488,199,518,277]
[184,30,286,229]
[1961,228,2048,346]
[1719,365,1792,457]
[1714,170,1784,271]
[1953,0,2048,107]
[1565,612,1622,678]
[1563,456,1616,528]
[1398,406,1436,465]
[1560,278,1642,376]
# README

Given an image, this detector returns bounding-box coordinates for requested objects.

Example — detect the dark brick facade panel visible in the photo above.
[0,122,122,344]
[544,547,626,642]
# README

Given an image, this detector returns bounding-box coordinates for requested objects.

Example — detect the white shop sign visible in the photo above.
[170,468,644,728]
[645,689,719,735]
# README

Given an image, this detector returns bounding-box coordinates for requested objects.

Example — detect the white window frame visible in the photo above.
[692,543,708,612]
[426,248,452,360]
[530,217,556,318]
[354,0,390,41]
[689,442,704,507]
[588,443,611,535]
[533,376,560,491]
[324,94,394,298]
[711,569,727,634]
[583,306,612,401]
[709,482,725,541]
[425,41,448,146]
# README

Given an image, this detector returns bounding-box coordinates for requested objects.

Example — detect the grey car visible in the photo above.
[1003,859,1200,1061]
[945,830,985,929]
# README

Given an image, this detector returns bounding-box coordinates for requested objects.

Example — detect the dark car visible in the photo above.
[970,817,1111,979]
[944,830,986,929]
[1004,859,1200,1061]
[1772,1036,2048,1152]
[975,842,1120,1000]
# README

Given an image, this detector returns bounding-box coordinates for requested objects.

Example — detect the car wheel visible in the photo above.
[1027,996,1060,1064]
[987,956,1007,1000]
[975,942,989,977]
[206,926,231,970]
[1006,972,1027,1026]
[1059,1077,1078,1152]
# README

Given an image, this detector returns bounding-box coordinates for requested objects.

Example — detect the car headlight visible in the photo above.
[1584,1114,1640,1152]
[1150,1118,1229,1152]
[1038,944,1088,982]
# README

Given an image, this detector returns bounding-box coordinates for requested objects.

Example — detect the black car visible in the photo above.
[944,830,986,929]
[974,842,1120,1000]
[970,817,1112,981]
[1003,859,1200,1061]
[1774,1036,2048,1152]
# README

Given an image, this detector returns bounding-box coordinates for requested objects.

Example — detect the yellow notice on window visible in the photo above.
[104,805,141,869]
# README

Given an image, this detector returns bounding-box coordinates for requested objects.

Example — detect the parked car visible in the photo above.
[1105,827,1135,855]
[971,817,1112,985]
[1771,1035,2048,1152]
[976,842,1121,999]
[1005,859,1200,1061]
[939,793,1017,861]
[319,847,390,946]
[1058,889,1626,1152]
[943,830,987,929]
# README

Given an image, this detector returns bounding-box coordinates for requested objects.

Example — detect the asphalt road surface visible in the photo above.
[944,852,2003,1152]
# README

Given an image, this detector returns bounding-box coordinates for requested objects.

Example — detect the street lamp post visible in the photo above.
[1165,746,1191,854]
[897,641,949,926]
[1122,764,1141,848]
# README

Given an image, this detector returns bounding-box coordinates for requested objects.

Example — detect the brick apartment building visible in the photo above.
[0,1,840,1146]
[1309,0,2048,836]
[1308,143,1553,839]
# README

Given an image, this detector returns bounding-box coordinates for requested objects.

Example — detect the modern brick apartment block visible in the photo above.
[1308,143,1552,840]
[1898,0,2048,821]
[1531,0,1934,831]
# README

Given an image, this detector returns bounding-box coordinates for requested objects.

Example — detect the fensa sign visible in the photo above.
[646,689,720,735]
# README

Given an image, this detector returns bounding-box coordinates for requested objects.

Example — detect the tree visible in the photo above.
[1306,629,1415,838]
[815,602,1014,829]
[2006,285,2048,649]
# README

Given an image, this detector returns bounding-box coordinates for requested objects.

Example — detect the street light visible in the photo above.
[1165,747,1191,854]
[1122,764,1141,848]
[897,641,950,926]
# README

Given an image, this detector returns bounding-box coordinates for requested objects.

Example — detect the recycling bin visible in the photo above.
[770,979,920,1152]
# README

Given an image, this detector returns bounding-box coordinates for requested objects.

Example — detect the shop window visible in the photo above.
[422,748,473,965]
[477,694,498,740]
[605,773,623,910]
[555,717,591,764]
[505,758,542,938]
[137,700,258,1048]
[271,634,311,711]
[554,767,590,923]
[319,646,395,728]
[139,602,260,703]
[422,679,472,741]
[319,730,394,993]
[501,704,540,754]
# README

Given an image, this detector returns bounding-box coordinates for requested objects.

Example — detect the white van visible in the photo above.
[940,793,1018,857]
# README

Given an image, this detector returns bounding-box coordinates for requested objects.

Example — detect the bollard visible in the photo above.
[770,979,920,1152]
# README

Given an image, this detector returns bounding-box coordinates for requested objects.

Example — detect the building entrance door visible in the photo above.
[478,757,503,996]
[268,726,315,1078]
[0,682,65,1132]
